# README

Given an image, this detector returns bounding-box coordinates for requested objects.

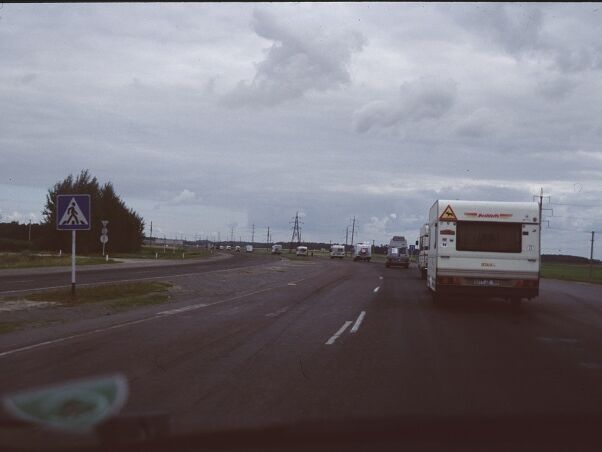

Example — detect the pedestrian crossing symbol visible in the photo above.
[56,194,91,230]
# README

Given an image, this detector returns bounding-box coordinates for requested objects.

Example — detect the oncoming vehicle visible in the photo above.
[418,224,429,279]
[296,246,308,256]
[225,245,231,250]
[353,242,371,262]
[235,245,241,252]
[330,244,345,259]
[385,236,409,268]
[245,244,253,253]
[271,244,283,254]
[427,200,540,305]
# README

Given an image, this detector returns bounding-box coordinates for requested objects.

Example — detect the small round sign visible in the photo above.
[100,235,108,244]
[101,228,108,234]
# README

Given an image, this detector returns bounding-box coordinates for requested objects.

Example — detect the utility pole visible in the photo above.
[150,221,153,245]
[251,224,255,245]
[590,231,595,282]
[28,220,32,242]
[345,225,349,255]
[230,226,234,243]
[267,226,270,250]
[350,216,357,246]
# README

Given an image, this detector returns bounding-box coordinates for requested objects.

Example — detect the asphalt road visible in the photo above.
[0,256,601,450]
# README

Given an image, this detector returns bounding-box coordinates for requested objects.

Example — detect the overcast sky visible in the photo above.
[1,3,601,256]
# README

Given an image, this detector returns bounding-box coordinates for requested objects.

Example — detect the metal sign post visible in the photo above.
[71,230,76,295]
[57,194,91,297]
[100,220,109,256]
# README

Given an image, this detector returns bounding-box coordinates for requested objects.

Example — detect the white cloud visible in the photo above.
[173,189,197,204]
[353,77,457,133]
[223,8,365,106]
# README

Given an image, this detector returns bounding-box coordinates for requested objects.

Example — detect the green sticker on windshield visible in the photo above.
[2,374,128,433]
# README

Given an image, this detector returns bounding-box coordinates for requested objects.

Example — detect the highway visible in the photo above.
[1,255,601,450]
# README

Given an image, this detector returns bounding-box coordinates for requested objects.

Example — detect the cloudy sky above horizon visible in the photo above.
[1,3,601,257]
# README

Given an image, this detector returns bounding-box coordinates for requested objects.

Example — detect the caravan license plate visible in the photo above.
[473,279,500,287]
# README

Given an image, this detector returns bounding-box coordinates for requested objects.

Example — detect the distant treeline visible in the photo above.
[1,170,144,254]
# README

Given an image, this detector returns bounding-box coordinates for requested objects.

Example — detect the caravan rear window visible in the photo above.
[456,221,522,253]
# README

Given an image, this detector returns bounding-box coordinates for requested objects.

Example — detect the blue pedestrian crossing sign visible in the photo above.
[57,194,91,231]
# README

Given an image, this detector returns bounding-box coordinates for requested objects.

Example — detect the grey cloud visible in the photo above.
[536,76,577,100]
[223,9,365,107]
[455,108,497,138]
[449,4,543,56]
[354,77,457,133]
[449,4,602,75]
[553,46,602,73]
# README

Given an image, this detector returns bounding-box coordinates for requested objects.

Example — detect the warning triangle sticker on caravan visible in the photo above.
[439,205,457,221]
[59,198,89,226]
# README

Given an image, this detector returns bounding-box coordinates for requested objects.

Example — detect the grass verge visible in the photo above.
[0,282,172,335]
[19,281,172,305]
[541,263,602,284]
[0,253,117,269]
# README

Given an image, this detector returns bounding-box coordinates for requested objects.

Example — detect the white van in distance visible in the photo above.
[427,200,540,304]
[271,244,283,254]
[330,244,345,259]
[296,246,308,256]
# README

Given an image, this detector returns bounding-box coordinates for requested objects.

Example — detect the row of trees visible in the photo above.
[0,170,144,253]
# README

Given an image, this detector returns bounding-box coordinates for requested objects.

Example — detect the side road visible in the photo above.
[0,252,233,277]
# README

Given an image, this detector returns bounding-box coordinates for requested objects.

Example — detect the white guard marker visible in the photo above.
[350,311,366,333]
[373,286,380,293]
[325,321,353,345]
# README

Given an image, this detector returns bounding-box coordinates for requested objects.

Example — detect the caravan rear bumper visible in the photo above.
[436,284,539,299]
[435,274,539,299]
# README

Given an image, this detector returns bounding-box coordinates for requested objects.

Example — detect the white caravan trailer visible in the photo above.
[330,244,345,259]
[418,224,429,279]
[427,200,540,304]
[353,243,372,262]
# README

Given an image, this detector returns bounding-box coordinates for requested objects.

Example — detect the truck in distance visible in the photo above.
[427,200,540,305]
[385,236,409,268]
[271,244,283,255]
[330,244,345,259]
[418,224,429,279]
[353,242,372,262]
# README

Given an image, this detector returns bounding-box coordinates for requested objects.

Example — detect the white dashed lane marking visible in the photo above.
[325,321,353,345]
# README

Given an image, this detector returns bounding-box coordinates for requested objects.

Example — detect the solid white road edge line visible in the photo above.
[350,311,366,334]
[325,321,353,345]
